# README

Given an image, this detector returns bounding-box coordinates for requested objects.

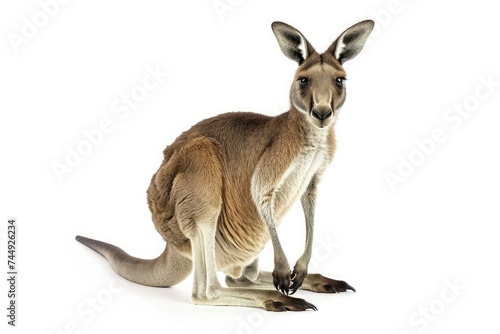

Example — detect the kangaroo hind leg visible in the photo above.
[189,218,317,311]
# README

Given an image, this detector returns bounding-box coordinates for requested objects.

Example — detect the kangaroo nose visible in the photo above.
[311,107,333,121]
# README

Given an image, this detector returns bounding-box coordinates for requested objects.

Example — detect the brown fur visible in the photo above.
[147,109,333,275]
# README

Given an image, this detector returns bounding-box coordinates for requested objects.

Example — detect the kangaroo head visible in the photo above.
[272,20,374,128]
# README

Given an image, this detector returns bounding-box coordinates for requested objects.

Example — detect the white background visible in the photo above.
[1,0,500,333]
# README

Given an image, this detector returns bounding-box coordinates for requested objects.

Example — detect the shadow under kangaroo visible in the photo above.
[76,19,374,311]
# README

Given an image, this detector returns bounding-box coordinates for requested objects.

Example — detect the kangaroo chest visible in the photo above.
[273,144,330,220]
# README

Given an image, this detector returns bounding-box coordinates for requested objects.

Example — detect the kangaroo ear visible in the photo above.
[272,21,315,65]
[329,20,374,64]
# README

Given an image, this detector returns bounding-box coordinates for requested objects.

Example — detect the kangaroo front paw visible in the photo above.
[290,266,307,295]
[272,266,291,295]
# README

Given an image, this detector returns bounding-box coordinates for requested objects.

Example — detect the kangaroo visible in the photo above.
[76,19,374,311]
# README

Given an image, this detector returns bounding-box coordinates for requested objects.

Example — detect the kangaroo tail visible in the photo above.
[75,235,191,287]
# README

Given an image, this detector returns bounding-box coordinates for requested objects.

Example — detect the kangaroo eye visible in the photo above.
[298,77,309,88]
[335,77,345,88]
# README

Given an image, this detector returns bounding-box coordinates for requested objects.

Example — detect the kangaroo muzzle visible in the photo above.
[311,105,333,121]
